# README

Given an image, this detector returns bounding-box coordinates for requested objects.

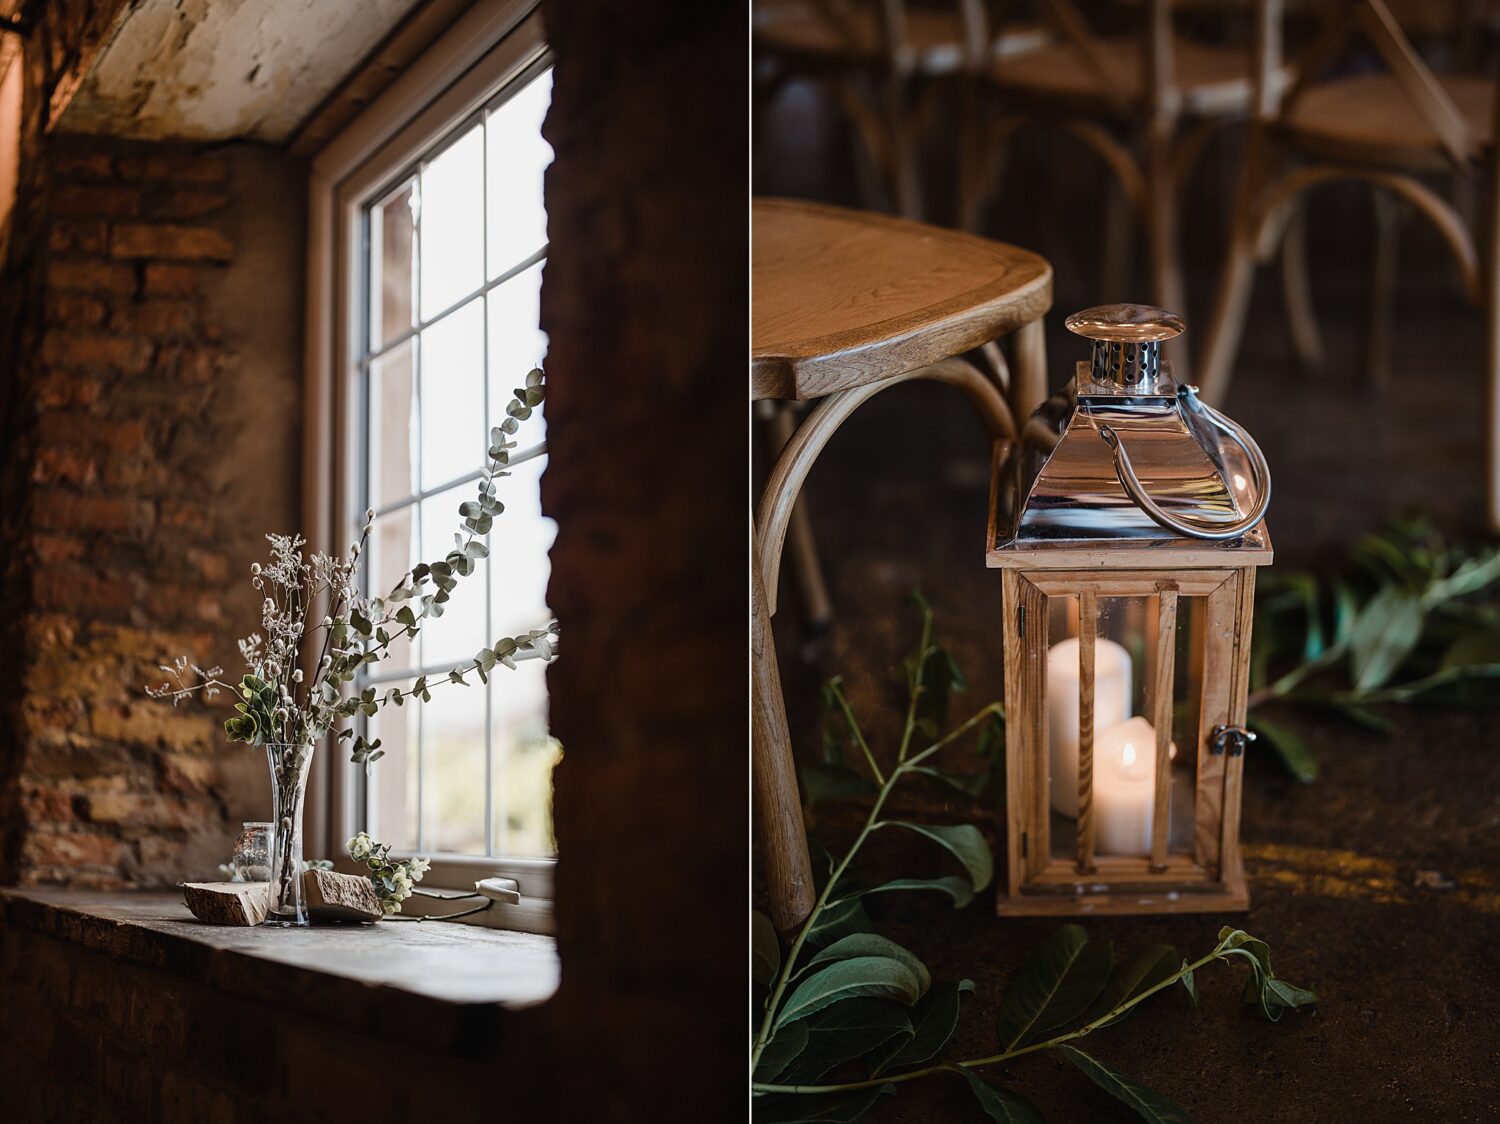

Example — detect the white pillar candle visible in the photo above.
[1046,637,1131,817]
[1093,716,1169,856]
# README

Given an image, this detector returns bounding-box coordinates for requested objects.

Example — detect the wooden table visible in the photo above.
[752,198,1052,931]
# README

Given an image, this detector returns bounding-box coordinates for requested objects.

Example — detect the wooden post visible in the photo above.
[1076,591,1097,872]
[1149,588,1178,871]
[1012,317,1048,426]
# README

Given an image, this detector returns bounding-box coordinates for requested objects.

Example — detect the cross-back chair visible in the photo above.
[1194,0,1500,528]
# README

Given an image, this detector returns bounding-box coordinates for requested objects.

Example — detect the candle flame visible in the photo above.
[1122,741,1137,768]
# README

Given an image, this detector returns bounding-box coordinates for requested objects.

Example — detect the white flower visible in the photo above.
[347,832,374,861]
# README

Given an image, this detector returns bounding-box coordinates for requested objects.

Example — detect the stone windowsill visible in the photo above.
[0,887,559,1051]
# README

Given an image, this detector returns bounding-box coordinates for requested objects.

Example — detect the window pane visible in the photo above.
[366,679,419,853]
[486,68,552,277]
[487,260,547,432]
[368,508,415,672]
[368,340,415,509]
[492,659,555,857]
[423,673,488,855]
[488,451,554,634]
[419,299,484,489]
[418,482,489,669]
[370,183,416,350]
[419,124,484,319]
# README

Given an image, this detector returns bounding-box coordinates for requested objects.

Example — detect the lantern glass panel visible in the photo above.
[1043,590,1202,864]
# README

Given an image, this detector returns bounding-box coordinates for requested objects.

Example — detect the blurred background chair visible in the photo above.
[960,0,1302,378]
[751,197,1051,929]
[753,1,1049,218]
[1195,0,1500,528]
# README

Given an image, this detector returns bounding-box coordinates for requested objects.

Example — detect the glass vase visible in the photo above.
[265,740,314,927]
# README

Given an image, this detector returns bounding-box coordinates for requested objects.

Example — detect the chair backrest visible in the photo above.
[754,0,996,73]
[1257,0,1480,166]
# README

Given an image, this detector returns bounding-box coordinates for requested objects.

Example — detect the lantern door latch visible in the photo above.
[1210,724,1255,757]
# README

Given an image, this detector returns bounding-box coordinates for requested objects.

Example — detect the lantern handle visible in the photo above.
[1097,385,1272,541]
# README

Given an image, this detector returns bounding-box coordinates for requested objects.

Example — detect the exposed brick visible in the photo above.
[41,330,153,374]
[108,299,196,335]
[52,150,114,179]
[90,705,217,753]
[158,499,209,530]
[32,533,87,564]
[34,373,102,409]
[33,565,136,616]
[45,292,106,328]
[82,790,200,830]
[117,152,230,184]
[159,752,218,794]
[142,262,198,296]
[110,223,233,262]
[31,446,98,487]
[21,828,126,869]
[49,220,107,254]
[52,182,140,219]
[47,258,137,295]
[32,490,153,534]
[17,782,74,823]
[35,413,148,454]
[163,188,230,218]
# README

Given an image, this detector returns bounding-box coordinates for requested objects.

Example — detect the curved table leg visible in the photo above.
[752,353,1019,931]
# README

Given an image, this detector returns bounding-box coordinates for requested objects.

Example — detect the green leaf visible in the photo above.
[996,925,1112,1049]
[1425,548,1500,604]
[1245,714,1319,784]
[951,1067,1045,1124]
[1180,965,1197,1007]
[753,911,780,988]
[802,934,930,995]
[874,979,975,1073]
[851,875,976,909]
[1058,1046,1195,1123]
[1085,944,1180,1026]
[800,762,878,804]
[1348,586,1425,690]
[878,822,992,893]
[753,1083,894,1123]
[1440,629,1500,671]
[784,1000,913,1082]
[1216,928,1317,1021]
[910,765,988,798]
[753,1021,807,1083]
[805,898,871,948]
[774,957,925,1030]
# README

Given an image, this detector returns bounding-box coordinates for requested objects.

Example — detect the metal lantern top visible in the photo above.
[993,304,1272,557]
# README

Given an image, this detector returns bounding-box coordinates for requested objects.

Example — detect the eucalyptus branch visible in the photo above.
[827,680,884,785]
[896,606,935,764]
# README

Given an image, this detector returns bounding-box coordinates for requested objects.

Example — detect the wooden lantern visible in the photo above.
[988,305,1273,916]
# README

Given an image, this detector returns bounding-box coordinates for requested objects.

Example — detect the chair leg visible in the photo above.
[1280,198,1324,372]
[1012,317,1048,425]
[1364,188,1400,389]
[885,74,924,219]
[752,544,816,935]
[768,404,834,635]
[1197,207,1261,406]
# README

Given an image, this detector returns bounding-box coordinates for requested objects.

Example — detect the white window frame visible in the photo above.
[304,0,554,932]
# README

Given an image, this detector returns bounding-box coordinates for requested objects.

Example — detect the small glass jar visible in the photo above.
[231,821,272,883]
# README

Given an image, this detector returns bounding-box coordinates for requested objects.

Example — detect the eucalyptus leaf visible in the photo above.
[1057,1046,1195,1124]
[1084,944,1180,1026]
[753,1083,895,1124]
[951,1066,1046,1124]
[850,875,976,909]
[877,821,993,893]
[1245,714,1319,784]
[1348,586,1425,691]
[754,910,780,988]
[782,1000,913,1082]
[873,979,975,1074]
[805,898,871,948]
[753,1021,808,1083]
[802,934,931,995]
[996,925,1112,1050]
[774,957,924,1030]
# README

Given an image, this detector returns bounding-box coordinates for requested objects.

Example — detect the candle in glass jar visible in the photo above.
[1046,637,1132,816]
[1093,716,1162,855]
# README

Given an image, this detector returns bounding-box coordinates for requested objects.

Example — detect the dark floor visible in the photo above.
[757,82,1500,1122]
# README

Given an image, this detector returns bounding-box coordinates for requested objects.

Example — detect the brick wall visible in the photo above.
[0,135,304,887]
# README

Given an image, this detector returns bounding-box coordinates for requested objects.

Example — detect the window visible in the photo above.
[310,4,557,918]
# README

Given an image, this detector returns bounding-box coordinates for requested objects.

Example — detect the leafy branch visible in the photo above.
[1246,515,1500,782]
[753,601,1315,1122]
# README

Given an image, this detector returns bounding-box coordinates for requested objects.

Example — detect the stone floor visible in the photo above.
[757,84,1500,1122]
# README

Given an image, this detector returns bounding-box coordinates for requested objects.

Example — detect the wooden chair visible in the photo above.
[754,1,1048,218]
[1195,0,1500,528]
[752,197,1052,931]
[959,0,1298,377]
